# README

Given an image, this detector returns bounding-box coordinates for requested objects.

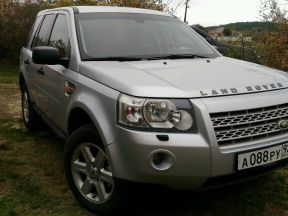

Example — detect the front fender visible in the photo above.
[66,75,120,146]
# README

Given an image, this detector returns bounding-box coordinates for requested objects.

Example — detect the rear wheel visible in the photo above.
[21,87,42,131]
[64,126,124,215]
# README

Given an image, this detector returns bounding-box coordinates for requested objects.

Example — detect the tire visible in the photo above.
[64,125,124,215]
[21,87,42,131]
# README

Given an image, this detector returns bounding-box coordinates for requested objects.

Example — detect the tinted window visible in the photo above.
[76,13,219,59]
[26,16,42,49]
[49,14,70,58]
[32,14,56,48]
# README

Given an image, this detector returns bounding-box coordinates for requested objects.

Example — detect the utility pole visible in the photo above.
[184,0,190,23]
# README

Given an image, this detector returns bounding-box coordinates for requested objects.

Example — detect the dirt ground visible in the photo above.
[0,83,21,121]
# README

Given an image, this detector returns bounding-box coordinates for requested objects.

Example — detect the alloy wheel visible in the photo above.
[22,91,30,123]
[71,142,114,204]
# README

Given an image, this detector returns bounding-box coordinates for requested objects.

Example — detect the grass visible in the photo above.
[0,64,288,216]
[0,63,93,216]
[0,125,97,216]
[0,62,18,84]
[0,117,94,216]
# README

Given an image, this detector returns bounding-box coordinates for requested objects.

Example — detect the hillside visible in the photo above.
[206,22,278,32]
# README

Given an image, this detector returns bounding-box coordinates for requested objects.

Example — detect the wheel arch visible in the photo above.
[19,72,26,92]
[66,103,115,147]
[67,107,95,134]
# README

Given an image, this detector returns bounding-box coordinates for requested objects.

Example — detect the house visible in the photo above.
[208,27,224,38]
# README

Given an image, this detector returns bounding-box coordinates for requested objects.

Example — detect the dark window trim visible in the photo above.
[30,16,44,50]
[48,12,72,63]
[25,19,36,49]
[31,13,57,49]
[48,14,58,43]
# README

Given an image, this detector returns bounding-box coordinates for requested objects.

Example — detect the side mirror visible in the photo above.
[32,46,61,65]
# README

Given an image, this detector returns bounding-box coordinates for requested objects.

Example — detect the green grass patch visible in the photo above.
[0,121,29,142]
[0,62,18,84]
[0,75,18,84]
[0,114,92,215]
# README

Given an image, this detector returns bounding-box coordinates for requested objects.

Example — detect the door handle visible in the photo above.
[24,59,30,65]
[37,67,45,75]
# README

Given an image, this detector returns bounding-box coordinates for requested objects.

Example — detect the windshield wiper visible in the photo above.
[147,54,209,60]
[84,56,144,61]
[84,54,210,61]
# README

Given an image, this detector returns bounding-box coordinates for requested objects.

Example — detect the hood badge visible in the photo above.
[200,83,284,97]
[278,120,288,130]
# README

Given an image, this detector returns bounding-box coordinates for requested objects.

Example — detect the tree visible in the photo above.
[223,27,232,36]
[0,1,47,60]
[54,0,164,10]
[253,0,288,71]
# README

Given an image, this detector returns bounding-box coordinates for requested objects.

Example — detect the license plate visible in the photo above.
[237,144,288,171]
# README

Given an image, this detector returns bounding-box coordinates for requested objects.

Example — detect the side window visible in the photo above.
[26,15,42,49]
[49,14,70,58]
[32,14,56,48]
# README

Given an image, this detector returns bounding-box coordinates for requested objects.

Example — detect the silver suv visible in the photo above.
[19,6,288,214]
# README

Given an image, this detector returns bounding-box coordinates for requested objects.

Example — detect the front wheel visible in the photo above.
[64,126,124,215]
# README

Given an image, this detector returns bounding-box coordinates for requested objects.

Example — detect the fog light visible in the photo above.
[149,150,175,171]
[153,152,165,165]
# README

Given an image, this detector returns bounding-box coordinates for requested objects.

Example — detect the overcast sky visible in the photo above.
[169,0,288,26]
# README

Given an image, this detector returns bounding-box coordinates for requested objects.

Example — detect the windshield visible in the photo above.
[75,13,220,60]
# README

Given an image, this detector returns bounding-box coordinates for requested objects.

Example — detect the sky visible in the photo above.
[169,0,288,27]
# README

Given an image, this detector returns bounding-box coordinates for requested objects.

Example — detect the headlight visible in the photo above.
[118,95,148,128]
[118,94,194,131]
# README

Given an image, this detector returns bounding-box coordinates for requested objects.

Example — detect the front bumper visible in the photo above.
[107,127,211,189]
[107,89,288,189]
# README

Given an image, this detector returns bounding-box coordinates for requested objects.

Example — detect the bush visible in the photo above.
[253,28,288,71]
[253,0,288,71]
[0,1,50,61]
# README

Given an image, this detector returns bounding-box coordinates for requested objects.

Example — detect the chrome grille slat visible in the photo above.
[215,123,281,142]
[212,106,288,128]
[210,103,288,147]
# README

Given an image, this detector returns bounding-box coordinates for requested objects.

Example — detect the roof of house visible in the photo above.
[209,27,225,34]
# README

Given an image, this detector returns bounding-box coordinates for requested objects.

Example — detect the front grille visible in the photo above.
[210,103,288,147]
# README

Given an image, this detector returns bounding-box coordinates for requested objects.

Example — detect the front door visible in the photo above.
[38,13,72,130]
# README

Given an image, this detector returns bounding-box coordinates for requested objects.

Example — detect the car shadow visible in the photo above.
[122,175,273,216]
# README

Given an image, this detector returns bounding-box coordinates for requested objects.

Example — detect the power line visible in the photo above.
[170,0,185,15]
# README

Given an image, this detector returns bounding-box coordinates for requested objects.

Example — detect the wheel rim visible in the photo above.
[71,143,114,204]
[22,91,29,123]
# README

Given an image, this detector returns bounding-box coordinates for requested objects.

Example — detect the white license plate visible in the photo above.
[237,144,288,171]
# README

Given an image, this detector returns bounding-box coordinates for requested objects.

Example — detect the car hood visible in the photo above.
[79,57,288,98]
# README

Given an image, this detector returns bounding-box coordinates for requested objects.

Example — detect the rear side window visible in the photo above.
[32,14,56,48]
[48,14,70,58]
